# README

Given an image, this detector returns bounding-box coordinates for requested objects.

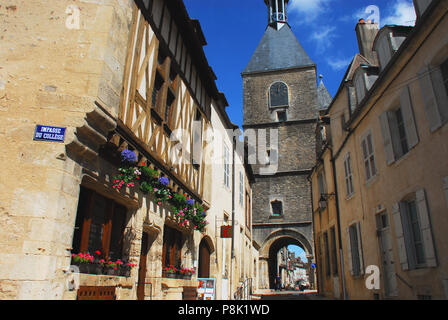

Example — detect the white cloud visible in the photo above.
[288,0,333,23]
[310,25,337,53]
[382,0,416,26]
[327,56,352,71]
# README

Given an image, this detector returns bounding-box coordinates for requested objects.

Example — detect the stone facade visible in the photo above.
[242,2,318,290]
[0,0,257,300]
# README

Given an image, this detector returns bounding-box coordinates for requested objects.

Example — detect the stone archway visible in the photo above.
[258,229,313,290]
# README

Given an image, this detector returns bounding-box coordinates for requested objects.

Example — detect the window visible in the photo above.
[330,227,338,276]
[324,232,331,277]
[344,153,354,196]
[271,200,283,216]
[348,223,364,277]
[224,145,230,188]
[361,132,377,181]
[392,189,437,270]
[317,170,327,195]
[245,192,251,230]
[418,60,448,132]
[72,187,128,261]
[269,82,289,108]
[239,172,244,206]
[162,225,183,270]
[441,59,448,97]
[277,111,287,122]
[380,87,419,164]
[354,70,366,103]
[401,200,426,267]
[394,107,409,156]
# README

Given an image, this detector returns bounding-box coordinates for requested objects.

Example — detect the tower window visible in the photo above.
[269,82,289,108]
[271,200,283,216]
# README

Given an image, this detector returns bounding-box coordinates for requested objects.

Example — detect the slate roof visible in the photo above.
[242,25,315,75]
[317,77,333,111]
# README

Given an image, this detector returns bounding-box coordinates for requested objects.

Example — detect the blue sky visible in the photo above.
[288,245,308,262]
[183,0,416,127]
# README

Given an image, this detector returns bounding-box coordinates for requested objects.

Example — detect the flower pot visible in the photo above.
[104,267,119,276]
[77,263,90,274]
[119,266,131,277]
[90,264,102,275]
[164,272,178,279]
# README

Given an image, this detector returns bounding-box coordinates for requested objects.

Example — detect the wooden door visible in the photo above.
[137,232,149,300]
[377,212,398,297]
[198,239,210,278]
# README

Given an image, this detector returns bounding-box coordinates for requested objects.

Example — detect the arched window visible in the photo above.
[269,82,289,108]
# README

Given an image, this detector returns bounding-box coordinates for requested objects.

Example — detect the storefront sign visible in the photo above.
[197,278,216,300]
[220,225,233,238]
[33,125,66,143]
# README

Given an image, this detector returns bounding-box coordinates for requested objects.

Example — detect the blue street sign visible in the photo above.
[33,125,66,143]
[311,263,316,269]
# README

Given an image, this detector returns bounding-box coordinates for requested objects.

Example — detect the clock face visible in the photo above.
[270,82,288,107]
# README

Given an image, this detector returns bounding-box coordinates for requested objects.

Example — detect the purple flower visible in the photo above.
[187,198,194,206]
[121,149,138,163]
[159,176,169,186]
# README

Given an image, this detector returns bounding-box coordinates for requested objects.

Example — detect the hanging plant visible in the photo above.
[112,149,208,232]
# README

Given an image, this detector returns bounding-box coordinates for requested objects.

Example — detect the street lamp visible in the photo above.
[318,193,336,211]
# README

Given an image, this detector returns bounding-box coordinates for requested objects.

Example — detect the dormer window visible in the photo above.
[269,82,289,108]
[373,26,413,71]
[353,66,379,105]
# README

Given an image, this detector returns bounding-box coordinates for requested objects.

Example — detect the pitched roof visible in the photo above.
[317,77,333,110]
[242,25,315,75]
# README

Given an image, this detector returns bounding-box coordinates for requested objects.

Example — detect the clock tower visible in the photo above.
[242,0,322,289]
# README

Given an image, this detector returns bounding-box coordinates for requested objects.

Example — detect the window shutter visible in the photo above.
[443,177,448,208]
[430,66,448,123]
[379,112,395,165]
[346,228,353,276]
[392,203,409,271]
[356,223,365,275]
[415,189,437,268]
[400,86,419,149]
[418,66,443,132]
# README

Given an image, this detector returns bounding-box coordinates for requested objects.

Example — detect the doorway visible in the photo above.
[198,237,211,278]
[137,232,150,300]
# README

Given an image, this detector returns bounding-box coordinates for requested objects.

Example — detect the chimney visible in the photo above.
[355,19,379,65]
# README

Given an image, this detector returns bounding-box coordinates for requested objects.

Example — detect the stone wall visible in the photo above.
[0,0,134,299]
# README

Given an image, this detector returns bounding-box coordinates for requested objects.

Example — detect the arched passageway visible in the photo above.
[258,229,314,290]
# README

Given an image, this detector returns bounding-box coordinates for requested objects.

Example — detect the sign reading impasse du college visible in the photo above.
[33,125,66,143]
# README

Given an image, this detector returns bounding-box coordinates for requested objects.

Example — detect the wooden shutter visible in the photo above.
[415,189,437,268]
[392,203,409,271]
[379,112,395,165]
[431,66,448,122]
[418,66,444,132]
[356,223,365,276]
[443,177,448,208]
[400,86,419,149]
[346,228,353,276]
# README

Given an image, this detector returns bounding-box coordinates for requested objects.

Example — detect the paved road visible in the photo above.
[255,290,327,300]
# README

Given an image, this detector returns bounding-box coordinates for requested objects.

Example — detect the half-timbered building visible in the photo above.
[0,0,257,300]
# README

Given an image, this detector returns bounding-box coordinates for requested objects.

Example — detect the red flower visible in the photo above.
[95,250,101,255]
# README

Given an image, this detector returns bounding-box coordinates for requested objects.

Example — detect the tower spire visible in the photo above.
[265,0,289,29]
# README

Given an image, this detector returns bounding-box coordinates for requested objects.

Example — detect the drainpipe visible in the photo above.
[230,133,236,299]
[329,145,347,300]
[306,174,317,292]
